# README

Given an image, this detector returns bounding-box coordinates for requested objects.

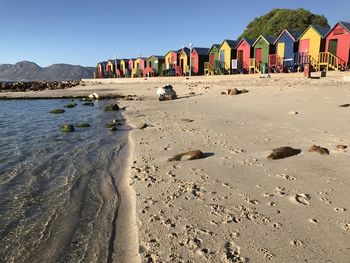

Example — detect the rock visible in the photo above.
[88,92,100,100]
[136,123,148,129]
[104,104,119,111]
[76,123,90,128]
[60,124,75,132]
[106,123,116,128]
[181,119,194,122]
[82,102,94,106]
[50,109,65,114]
[64,103,77,108]
[157,84,177,101]
[267,146,301,160]
[227,88,249,96]
[339,104,350,107]
[288,111,298,115]
[167,150,204,162]
[221,91,226,95]
[309,145,329,155]
[336,144,347,150]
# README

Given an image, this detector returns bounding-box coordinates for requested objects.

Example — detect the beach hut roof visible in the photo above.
[208,44,221,53]
[180,47,191,56]
[235,38,255,48]
[220,39,239,49]
[165,50,181,57]
[273,29,303,44]
[147,55,165,60]
[192,47,210,55]
[297,25,330,40]
[252,35,275,46]
[325,21,350,38]
[121,58,129,61]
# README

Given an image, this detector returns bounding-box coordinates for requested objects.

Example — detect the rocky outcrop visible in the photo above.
[0,80,80,92]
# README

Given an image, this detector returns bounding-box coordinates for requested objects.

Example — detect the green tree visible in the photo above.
[240,9,330,40]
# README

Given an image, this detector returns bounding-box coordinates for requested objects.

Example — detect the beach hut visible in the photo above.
[96,62,105,79]
[106,60,115,78]
[218,40,239,74]
[145,55,165,77]
[322,21,350,71]
[178,47,191,75]
[120,59,129,77]
[204,44,220,75]
[96,61,107,78]
[133,57,146,78]
[235,38,255,74]
[191,47,209,75]
[270,30,303,72]
[128,59,135,77]
[164,50,181,76]
[297,25,329,71]
[251,35,275,73]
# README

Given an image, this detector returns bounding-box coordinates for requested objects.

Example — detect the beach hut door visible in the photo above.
[210,53,215,65]
[328,39,338,56]
[220,50,225,68]
[256,48,262,63]
[277,43,285,58]
[299,39,310,54]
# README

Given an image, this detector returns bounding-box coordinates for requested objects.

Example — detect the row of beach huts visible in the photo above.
[95,21,350,79]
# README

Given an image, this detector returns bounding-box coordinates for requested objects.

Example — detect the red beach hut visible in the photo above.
[191,47,209,75]
[323,21,350,70]
[235,38,255,73]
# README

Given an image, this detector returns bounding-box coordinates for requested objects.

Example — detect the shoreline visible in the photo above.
[114,131,141,262]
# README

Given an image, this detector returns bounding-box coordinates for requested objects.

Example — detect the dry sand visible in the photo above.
[2,73,350,262]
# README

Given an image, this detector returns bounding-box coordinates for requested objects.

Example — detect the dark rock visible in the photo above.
[104,104,119,111]
[60,124,75,132]
[64,103,77,108]
[168,150,204,162]
[339,104,350,107]
[309,145,329,155]
[136,123,148,129]
[76,123,90,128]
[50,109,65,114]
[267,147,301,160]
[82,102,94,106]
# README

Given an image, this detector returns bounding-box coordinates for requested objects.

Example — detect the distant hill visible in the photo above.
[0,61,95,81]
[240,8,330,39]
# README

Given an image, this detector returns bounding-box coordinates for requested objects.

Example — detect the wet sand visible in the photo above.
[2,73,350,262]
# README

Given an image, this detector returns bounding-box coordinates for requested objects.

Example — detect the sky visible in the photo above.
[0,0,349,67]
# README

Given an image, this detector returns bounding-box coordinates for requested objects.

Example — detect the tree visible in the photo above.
[240,9,330,40]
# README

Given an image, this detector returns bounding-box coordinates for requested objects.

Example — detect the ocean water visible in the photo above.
[0,99,128,263]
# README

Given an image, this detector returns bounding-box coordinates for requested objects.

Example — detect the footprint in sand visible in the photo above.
[223,241,249,263]
[341,222,350,231]
[334,207,346,212]
[291,239,303,246]
[276,173,297,181]
[290,194,311,206]
[257,248,275,260]
[309,218,320,224]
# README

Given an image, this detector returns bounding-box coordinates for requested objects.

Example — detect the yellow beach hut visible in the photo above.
[218,39,239,74]
[120,59,129,77]
[178,47,191,75]
[297,25,330,70]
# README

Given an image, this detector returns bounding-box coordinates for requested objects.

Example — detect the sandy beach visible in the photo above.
[2,73,350,262]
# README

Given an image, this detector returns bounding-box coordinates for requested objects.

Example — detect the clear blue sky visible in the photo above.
[0,0,349,67]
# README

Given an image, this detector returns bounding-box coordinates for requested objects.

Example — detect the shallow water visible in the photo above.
[0,99,128,263]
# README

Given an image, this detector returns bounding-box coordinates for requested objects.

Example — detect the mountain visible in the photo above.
[0,61,95,81]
